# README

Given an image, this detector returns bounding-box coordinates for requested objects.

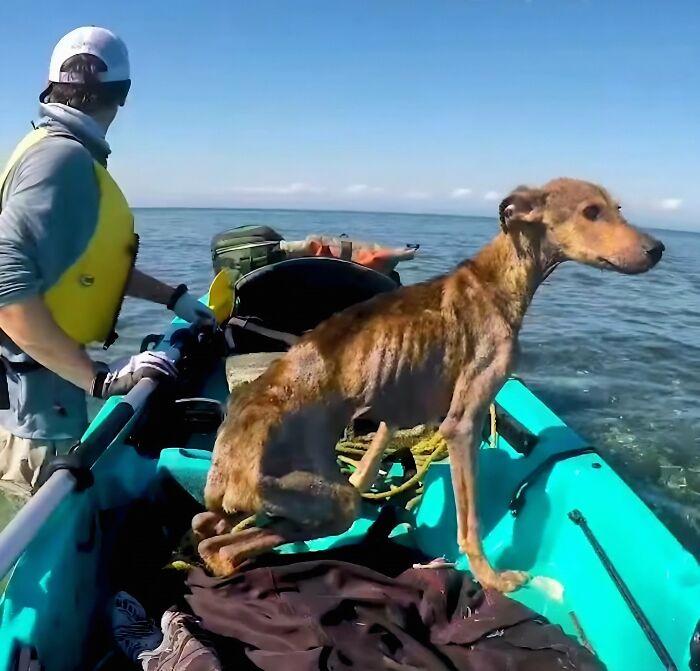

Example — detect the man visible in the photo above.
[0,26,215,497]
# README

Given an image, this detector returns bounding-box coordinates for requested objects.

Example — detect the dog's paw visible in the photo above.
[197,535,244,577]
[202,551,245,578]
[483,569,529,593]
[192,511,229,541]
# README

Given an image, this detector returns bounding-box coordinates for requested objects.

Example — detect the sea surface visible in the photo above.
[1,208,699,557]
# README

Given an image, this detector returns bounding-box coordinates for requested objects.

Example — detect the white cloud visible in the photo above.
[450,187,473,199]
[344,183,384,195]
[484,190,501,201]
[657,198,683,211]
[231,182,326,195]
[404,191,431,199]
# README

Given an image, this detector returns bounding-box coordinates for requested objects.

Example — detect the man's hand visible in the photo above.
[90,350,177,399]
[169,287,216,325]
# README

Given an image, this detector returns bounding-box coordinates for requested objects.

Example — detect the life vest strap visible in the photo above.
[0,357,44,410]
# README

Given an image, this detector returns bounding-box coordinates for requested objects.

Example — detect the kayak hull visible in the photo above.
[0,321,697,671]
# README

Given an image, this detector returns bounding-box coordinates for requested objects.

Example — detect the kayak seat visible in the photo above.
[231,256,399,353]
[155,446,416,553]
[157,447,212,506]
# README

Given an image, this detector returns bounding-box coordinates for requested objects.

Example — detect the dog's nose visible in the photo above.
[644,240,665,264]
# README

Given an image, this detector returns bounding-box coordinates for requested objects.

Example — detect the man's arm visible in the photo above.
[0,297,96,391]
[0,139,177,399]
[126,268,177,305]
[127,269,215,324]
[0,297,177,399]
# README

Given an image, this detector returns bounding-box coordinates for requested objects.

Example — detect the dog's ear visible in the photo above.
[498,187,547,234]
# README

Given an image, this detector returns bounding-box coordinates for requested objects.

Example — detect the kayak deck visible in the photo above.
[157,375,700,671]
[0,332,698,670]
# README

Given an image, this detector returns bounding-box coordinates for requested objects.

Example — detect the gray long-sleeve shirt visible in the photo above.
[0,104,114,439]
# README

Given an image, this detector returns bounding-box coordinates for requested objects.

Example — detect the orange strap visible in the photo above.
[307,240,393,271]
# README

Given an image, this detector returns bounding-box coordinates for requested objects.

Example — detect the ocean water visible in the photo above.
[3,208,700,557]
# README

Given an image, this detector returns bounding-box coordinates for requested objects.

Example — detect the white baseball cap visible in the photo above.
[47,26,130,84]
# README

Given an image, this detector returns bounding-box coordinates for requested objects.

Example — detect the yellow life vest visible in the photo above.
[0,128,137,347]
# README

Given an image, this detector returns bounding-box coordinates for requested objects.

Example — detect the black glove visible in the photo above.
[91,351,178,399]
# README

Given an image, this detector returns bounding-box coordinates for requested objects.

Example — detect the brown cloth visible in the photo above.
[182,537,605,671]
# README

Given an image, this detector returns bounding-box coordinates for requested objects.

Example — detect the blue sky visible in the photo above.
[0,1,698,229]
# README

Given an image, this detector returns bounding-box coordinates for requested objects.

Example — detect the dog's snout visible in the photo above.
[644,240,665,265]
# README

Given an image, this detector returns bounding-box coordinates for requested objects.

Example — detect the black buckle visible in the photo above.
[480,402,539,456]
[32,451,93,495]
[140,333,165,353]
[103,330,119,350]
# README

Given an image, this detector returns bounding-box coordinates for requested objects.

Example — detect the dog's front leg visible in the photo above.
[440,363,528,593]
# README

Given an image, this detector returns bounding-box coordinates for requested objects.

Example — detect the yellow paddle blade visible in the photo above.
[207,270,234,324]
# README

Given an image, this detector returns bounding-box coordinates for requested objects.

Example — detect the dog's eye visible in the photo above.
[583,205,601,221]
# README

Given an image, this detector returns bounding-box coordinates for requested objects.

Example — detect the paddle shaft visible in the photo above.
[0,341,183,581]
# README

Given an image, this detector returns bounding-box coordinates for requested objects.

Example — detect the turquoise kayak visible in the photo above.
[0,256,698,671]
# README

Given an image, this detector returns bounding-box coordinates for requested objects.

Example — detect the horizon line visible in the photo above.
[130,204,695,234]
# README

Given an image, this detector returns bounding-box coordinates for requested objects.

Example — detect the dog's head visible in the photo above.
[498,178,664,274]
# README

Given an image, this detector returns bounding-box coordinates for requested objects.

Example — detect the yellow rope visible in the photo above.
[232,515,257,532]
[489,403,499,449]
[341,403,498,500]
[361,431,448,500]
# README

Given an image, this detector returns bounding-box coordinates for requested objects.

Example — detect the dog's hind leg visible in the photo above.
[440,359,528,593]
[349,422,394,493]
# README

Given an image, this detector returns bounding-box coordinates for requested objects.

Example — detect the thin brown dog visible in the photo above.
[194,178,664,592]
